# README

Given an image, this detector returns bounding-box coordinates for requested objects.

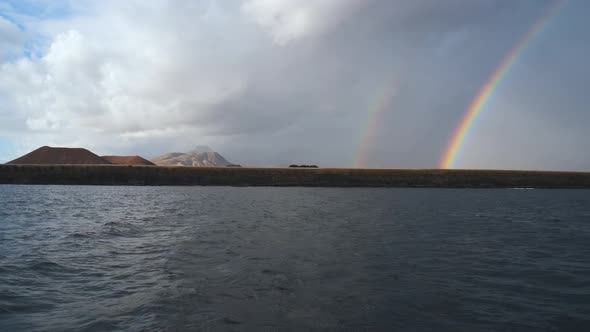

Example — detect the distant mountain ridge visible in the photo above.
[6,146,156,166]
[5,145,232,167]
[151,147,232,167]
[7,146,111,165]
[101,156,155,166]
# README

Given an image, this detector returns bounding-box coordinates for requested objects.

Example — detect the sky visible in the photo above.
[0,0,588,170]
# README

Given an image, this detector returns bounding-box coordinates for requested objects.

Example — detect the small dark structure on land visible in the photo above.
[289,165,319,168]
[226,164,242,167]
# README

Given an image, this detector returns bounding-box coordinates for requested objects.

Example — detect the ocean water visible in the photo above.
[0,186,589,331]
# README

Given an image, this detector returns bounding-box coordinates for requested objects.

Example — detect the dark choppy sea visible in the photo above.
[0,186,589,331]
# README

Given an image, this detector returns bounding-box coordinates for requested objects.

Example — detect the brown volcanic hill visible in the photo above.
[6,146,111,165]
[152,150,232,167]
[101,156,155,166]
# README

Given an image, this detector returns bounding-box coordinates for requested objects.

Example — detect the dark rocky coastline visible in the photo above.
[1,165,589,188]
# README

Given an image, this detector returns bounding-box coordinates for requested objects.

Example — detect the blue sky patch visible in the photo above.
[1,0,73,21]
[0,137,16,163]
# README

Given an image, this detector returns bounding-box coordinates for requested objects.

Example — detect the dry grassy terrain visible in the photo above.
[1,165,589,188]
[101,156,155,166]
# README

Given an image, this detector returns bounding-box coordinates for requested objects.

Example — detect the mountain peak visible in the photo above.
[152,148,232,167]
[190,145,214,154]
[7,146,111,165]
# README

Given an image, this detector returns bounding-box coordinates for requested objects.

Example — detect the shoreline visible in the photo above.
[1,165,590,188]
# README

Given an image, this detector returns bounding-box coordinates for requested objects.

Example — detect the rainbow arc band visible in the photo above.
[439,1,564,169]
[354,82,398,168]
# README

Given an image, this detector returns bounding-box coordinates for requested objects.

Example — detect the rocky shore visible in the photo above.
[1,165,589,188]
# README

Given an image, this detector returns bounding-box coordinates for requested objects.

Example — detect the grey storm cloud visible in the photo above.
[0,0,587,170]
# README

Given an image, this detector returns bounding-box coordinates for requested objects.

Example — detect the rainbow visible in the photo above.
[354,82,397,168]
[439,1,564,169]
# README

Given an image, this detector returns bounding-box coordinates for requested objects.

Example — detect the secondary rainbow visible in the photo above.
[354,82,397,168]
[439,1,564,169]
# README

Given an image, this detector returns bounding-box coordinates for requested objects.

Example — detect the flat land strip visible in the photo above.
[1,165,589,188]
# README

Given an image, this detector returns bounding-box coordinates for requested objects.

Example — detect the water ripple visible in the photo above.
[0,186,589,331]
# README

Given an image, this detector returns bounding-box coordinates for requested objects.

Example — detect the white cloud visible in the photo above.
[0,1,249,153]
